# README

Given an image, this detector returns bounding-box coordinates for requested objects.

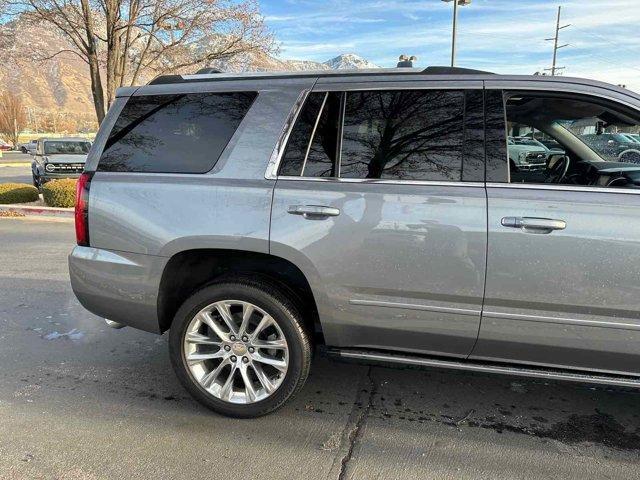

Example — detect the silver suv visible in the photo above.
[69,67,640,417]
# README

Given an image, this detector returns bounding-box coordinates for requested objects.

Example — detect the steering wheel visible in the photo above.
[545,155,570,183]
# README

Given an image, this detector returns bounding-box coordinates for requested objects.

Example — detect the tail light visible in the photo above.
[75,172,93,246]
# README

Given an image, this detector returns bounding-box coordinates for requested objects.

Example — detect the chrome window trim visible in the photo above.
[277,175,484,187]
[300,92,328,176]
[265,89,311,180]
[486,182,640,195]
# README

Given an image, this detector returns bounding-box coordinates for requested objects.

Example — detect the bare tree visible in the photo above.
[0,90,27,147]
[5,0,275,123]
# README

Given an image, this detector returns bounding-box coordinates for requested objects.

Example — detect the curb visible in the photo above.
[0,204,74,218]
[0,162,32,167]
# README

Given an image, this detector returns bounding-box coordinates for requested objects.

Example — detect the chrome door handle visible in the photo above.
[287,205,340,219]
[501,216,566,234]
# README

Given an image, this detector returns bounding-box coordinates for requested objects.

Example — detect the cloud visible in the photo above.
[263,0,640,92]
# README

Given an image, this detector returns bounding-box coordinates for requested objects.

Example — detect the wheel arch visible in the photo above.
[157,249,324,344]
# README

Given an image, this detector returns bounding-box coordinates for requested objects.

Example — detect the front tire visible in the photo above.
[169,279,312,417]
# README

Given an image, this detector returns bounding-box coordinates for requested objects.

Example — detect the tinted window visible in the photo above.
[485,90,508,182]
[99,92,256,173]
[340,90,465,181]
[278,92,340,177]
[462,89,485,182]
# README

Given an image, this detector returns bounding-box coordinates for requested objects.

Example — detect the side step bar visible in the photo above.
[330,349,640,388]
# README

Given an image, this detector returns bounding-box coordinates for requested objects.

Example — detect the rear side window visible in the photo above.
[99,92,256,173]
[278,89,482,182]
[340,90,465,181]
[279,92,341,177]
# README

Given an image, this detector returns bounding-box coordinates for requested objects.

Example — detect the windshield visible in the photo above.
[44,141,91,155]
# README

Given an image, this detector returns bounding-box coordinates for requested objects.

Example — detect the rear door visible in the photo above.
[472,84,640,376]
[270,80,488,358]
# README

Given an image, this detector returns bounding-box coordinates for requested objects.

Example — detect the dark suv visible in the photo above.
[69,67,640,417]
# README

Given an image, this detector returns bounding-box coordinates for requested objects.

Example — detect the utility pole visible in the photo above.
[545,6,571,76]
[442,0,472,67]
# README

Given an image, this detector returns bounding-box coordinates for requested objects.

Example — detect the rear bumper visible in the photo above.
[68,246,168,334]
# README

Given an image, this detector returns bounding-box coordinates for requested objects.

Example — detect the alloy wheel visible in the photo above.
[183,300,289,404]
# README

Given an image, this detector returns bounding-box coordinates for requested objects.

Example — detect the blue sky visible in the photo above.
[260,0,640,92]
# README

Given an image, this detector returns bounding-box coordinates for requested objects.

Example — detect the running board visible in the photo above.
[330,349,640,388]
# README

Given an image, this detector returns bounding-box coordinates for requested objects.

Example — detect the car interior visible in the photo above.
[505,92,640,188]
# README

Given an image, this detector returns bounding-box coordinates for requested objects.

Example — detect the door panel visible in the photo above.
[271,179,487,358]
[473,186,640,375]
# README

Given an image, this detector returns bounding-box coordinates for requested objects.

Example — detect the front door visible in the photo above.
[472,86,640,376]
[270,82,488,358]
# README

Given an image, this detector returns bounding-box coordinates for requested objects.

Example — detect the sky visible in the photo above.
[260,0,640,92]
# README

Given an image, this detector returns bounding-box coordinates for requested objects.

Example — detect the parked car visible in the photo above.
[622,133,640,144]
[580,132,640,163]
[19,139,38,155]
[507,136,549,170]
[0,140,11,151]
[32,137,91,188]
[69,67,640,418]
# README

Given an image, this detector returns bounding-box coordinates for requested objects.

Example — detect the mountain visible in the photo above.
[0,17,379,130]
[323,54,380,70]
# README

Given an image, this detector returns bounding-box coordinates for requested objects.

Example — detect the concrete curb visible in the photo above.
[0,162,32,167]
[0,204,74,218]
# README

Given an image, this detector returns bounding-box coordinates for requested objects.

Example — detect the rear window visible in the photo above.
[98,92,256,173]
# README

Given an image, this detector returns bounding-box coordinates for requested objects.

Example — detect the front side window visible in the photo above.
[502,91,640,188]
[99,92,256,173]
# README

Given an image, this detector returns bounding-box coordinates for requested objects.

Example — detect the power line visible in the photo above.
[544,6,571,76]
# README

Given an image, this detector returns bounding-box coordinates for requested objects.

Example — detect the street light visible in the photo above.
[442,0,471,67]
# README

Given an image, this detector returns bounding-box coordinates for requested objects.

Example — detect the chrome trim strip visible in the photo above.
[301,92,328,176]
[486,182,640,195]
[349,299,480,316]
[265,89,311,180]
[483,310,640,331]
[277,176,485,187]
[336,350,640,387]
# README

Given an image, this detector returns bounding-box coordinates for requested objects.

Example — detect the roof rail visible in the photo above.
[195,68,223,74]
[422,66,494,75]
[148,67,223,85]
[148,75,183,85]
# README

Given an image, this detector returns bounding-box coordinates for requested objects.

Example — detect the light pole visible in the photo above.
[442,0,471,67]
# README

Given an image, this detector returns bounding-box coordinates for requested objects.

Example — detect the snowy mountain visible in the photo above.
[0,16,379,125]
[323,54,380,70]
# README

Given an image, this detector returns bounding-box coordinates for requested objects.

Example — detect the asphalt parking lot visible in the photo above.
[1,217,640,479]
[0,152,33,184]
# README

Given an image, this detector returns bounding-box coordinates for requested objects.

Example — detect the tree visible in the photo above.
[6,0,275,123]
[0,90,27,147]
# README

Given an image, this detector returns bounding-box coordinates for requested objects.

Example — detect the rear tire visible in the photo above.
[169,279,312,417]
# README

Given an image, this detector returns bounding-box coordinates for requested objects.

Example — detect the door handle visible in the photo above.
[287,205,340,219]
[501,216,566,234]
